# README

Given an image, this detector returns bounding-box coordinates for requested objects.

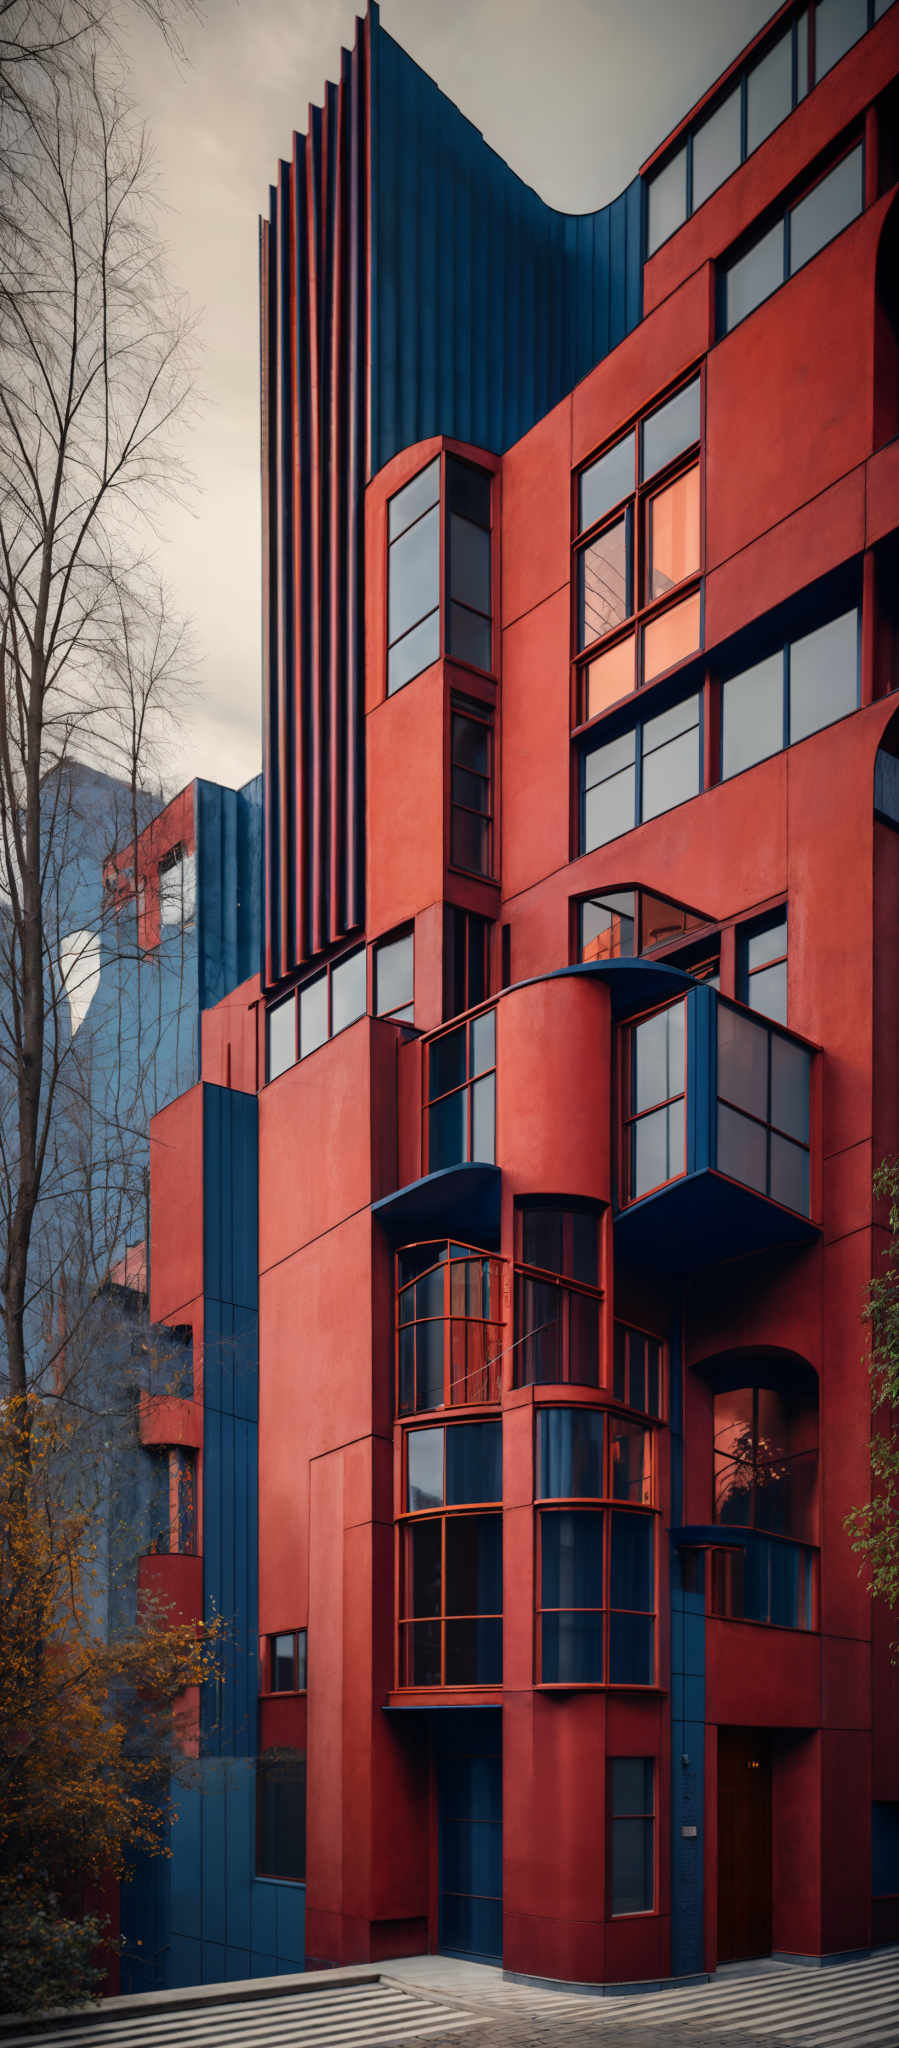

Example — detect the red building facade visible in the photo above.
[147,0,899,1990]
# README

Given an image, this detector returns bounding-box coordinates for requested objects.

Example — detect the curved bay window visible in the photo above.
[399,1420,502,1688]
[514,1202,603,1388]
[536,1407,656,1686]
[711,1375,818,1631]
[397,1241,504,1413]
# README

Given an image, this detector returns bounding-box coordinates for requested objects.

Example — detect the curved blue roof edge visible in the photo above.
[372,1160,501,1245]
[369,3,644,474]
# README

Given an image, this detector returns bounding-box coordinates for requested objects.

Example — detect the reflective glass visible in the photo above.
[471,1073,496,1162]
[747,29,794,153]
[717,1004,769,1120]
[746,914,787,972]
[331,947,366,1035]
[642,590,701,684]
[299,973,328,1057]
[647,1341,661,1418]
[407,1518,442,1615]
[388,503,440,644]
[430,1024,466,1099]
[789,144,863,272]
[541,1609,603,1682]
[789,605,858,744]
[632,1099,685,1196]
[521,1206,563,1275]
[583,768,635,851]
[445,1513,501,1615]
[813,0,867,79]
[417,1320,445,1411]
[403,1618,441,1685]
[875,0,895,15]
[647,145,687,255]
[398,1325,416,1413]
[580,891,637,961]
[375,930,414,1017]
[272,1634,295,1690]
[542,1509,604,1609]
[453,713,489,776]
[629,1332,647,1411]
[722,652,784,778]
[388,456,440,541]
[641,725,700,821]
[646,467,700,602]
[611,1758,654,1814]
[582,634,636,719]
[296,1630,307,1690]
[641,379,700,482]
[388,609,440,694]
[611,1816,653,1909]
[267,994,296,1080]
[579,514,631,648]
[610,1510,654,1611]
[446,1421,502,1505]
[408,1429,444,1511]
[609,1613,654,1684]
[717,1102,768,1193]
[538,1408,605,1499]
[584,726,635,787]
[448,603,492,672]
[429,1091,467,1171]
[579,432,634,532]
[797,7,810,96]
[452,808,490,873]
[449,514,491,615]
[470,1007,495,1077]
[770,1132,810,1213]
[446,456,491,529]
[571,1209,599,1286]
[692,86,742,210]
[723,219,785,330]
[748,960,787,1025]
[610,1418,652,1503]
[632,1001,685,1112]
[770,1033,810,1143]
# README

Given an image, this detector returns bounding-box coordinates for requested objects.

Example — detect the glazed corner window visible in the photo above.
[387,454,492,695]
[256,1751,306,1882]
[721,142,864,334]
[577,887,712,965]
[444,907,492,1021]
[396,1240,503,1413]
[426,1009,496,1170]
[738,908,787,1026]
[400,1421,502,1687]
[609,1759,655,1915]
[269,1628,307,1693]
[721,604,860,782]
[265,944,367,1080]
[614,1323,664,1419]
[581,694,701,853]
[451,698,494,875]
[623,1000,687,1204]
[374,928,414,1024]
[574,379,701,720]
[717,1002,811,1215]
[538,1496,655,1685]
[714,1382,817,1541]
[514,1202,603,1389]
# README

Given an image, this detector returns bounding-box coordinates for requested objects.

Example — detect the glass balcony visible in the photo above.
[615,986,818,1266]
[397,1240,504,1414]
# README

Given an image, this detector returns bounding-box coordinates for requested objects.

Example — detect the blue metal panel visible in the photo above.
[872,1802,899,1895]
[196,776,263,1010]
[670,1297,706,1979]
[251,1878,278,1958]
[275,1882,306,1965]
[202,1781,228,1947]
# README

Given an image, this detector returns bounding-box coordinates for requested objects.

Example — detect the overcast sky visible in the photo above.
[124,0,776,797]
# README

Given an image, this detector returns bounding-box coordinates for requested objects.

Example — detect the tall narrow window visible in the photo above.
[514,1203,603,1388]
[537,1409,656,1686]
[256,1753,306,1882]
[444,908,492,1021]
[609,1760,655,1914]
[446,457,492,672]
[374,928,414,1024]
[623,1000,687,1202]
[738,909,787,1025]
[400,1421,502,1687]
[387,459,441,694]
[426,1010,496,1170]
[450,699,494,875]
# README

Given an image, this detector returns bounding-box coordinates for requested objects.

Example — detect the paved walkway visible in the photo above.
[4,1945,897,2048]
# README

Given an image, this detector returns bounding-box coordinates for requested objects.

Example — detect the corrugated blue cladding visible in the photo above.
[196,777,263,1012]
[370,21,643,470]
[669,1314,706,1979]
[260,2,644,991]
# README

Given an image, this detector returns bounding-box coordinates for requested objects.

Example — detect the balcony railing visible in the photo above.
[397,1240,504,1414]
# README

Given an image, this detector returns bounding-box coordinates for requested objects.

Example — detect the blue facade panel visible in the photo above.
[196,775,263,1010]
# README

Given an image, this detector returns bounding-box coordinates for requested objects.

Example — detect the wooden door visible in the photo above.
[717,1728,772,1962]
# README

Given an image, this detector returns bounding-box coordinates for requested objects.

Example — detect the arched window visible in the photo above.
[703,1359,818,1632]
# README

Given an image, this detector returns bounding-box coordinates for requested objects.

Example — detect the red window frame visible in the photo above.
[395,1239,504,1414]
[397,1420,503,1691]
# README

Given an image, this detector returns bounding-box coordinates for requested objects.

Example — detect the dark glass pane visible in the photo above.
[813,0,867,81]
[522,1206,563,1275]
[443,1817,502,1897]
[613,1323,627,1402]
[471,1074,495,1162]
[610,1757,654,1816]
[470,1007,495,1077]
[452,807,490,874]
[632,1002,685,1112]
[717,1004,769,1120]
[448,604,492,672]
[646,1341,661,1418]
[579,515,631,647]
[442,1889,502,1958]
[452,712,490,776]
[715,1451,754,1525]
[724,218,785,331]
[610,1511,653,1611]
[415,1262,446,1322]
[429,1090,467,1171]
[791,143,864,274]
[299,974,328,1057]
[267,995,296,1080]
[568,1289,601,1386]
[579,433,634,532]
[445,1513,502,1616]
[403,1618,441,1685]
[408,1428,444,1511]
[746,913,787,972]
[388,456,440,542]
[257,1755,306,1882]
[399,1242,446,1288]
[769,1538,801,1626]
[446,1421,502,1505]
[722,652,784,778]
[628,1333,647,1413]
[375,930,414,1018]
[610,1612,654,1685]
[389,503,440,644]
[789,606,858,744]
[647,146,687,255]
[583,764,636,851]
[611,1816,653,1911]
[449,514,491,616]
[717,1103,768,1193]
[747,28,793,153]
[296,1630,307,1690]
[641,726,700,823]
[541,1509,603,1609]
[444,1616,502,1684]
[446,456,491,529]
[388,608,440,694]
[467,916,489,1009]
[407,1517,442,1618]
[272,1634,295,1691]
[797,6,809,95]
[537,1408,604,1500]
[610,1419,652,1504]
[770,1033,810,1143]
[331,947,366,1035]
[541,1610,603,1683]
[430,1023,466,1099]
[744,1535,771,1621]
[770,1133,810,1215]
[514,1275,561,1387]
[641,378,701,482]
[398,1325,415,1414]
[748,960,787,1025]
[570,1210,599,1286]
[692,87,741,211]
[711,1545,745,1618]
[580,892,636,962]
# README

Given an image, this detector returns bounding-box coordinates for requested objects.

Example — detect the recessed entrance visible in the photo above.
[435,1712,502,1961]
[717,1727,772,1962]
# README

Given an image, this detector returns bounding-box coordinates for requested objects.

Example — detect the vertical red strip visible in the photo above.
[306,108,323,959]
[290,139,305,965]
[328,75,345,939]
[259,217,274,987]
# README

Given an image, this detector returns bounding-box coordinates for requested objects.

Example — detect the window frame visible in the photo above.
[608,1757,656,1918]
[620,996,690,1207]
[579,688,704,853]
[423,1005,497,1172]
[449,694,496,879]
[444,906,493,1021]
[265,1627,308,1695]
[255,1750,306,1884]
[264,942,367,1082]
[535,1501,658,1690]
[718,134,865,336]
[396,1239,504,1415]
[513,1201,606,1391]
[373,925,415,1025]
[397,1418,503,1690]
[385,450,496,699]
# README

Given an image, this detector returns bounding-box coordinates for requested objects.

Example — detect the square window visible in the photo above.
[641,380,700,483]
[581,634,637,720]
[642,590,701,684]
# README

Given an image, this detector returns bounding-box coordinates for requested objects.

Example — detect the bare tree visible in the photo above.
[0,27,196,1401]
